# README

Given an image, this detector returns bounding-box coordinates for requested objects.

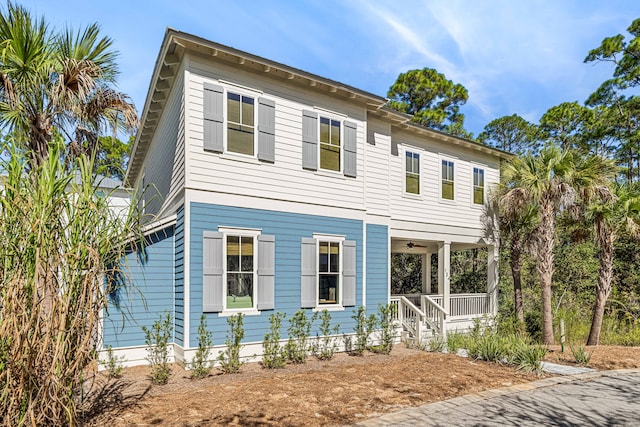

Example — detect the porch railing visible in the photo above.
[449,293,490,318]
[390,296,425,342]
[421,295,447,337]
[392,293,490,319]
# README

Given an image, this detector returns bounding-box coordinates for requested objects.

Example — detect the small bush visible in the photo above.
[190,314,213,379]
[369,304,397,354]
[263,312,287,368]
[286,309,312,364]
[427,335,445,352]
[312,310,340,360]
[513,344,547,375]
[100,345,125,378]
[476,335,508,363]
[143,312,173,385]
[351,306,377,356]
[570,345,592,365]
[446,332,467,355]
[218,313,245,374]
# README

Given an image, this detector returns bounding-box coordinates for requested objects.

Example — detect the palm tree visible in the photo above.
[501,146,614,344]
[585,184,640,345]
[0,2,137,169]
[496,192,537,327]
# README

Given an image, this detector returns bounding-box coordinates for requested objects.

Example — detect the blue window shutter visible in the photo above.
[344,121,357,178]
[258,97,276,163]
[301,237,317,308]
[302,110,318,170]
[342,240,356,307]
[203,231,224,312]
[257,234,275,310]
[203,83,224,153]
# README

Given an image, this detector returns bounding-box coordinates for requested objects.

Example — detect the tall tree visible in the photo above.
[587,82,640,182]
[95,135,133,179]
[478,114,540,155]
[585,18,640,90]
[0,1,138,169]
[501,146,614,344]
[539,102,592,151]
[585,18,640,182]
[387,67,469,133]
[494,189,538,326]
[584,184,640,345]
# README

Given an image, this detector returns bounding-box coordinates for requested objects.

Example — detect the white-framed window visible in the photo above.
[405,150,420,195]
[203,228,275,314]
[441,159,455,200]
[317,237,343,305]
[473,167,485,205]
[203,82,276,163]
[319,116,342,172]
[220,227,261,312]
[226,91,257,156]
[300,234,355,309]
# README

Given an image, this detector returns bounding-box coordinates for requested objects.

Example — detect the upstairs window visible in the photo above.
[227,92,255,156]
[319,117,341,171]
[473,167,485,205]
[405,151,420,194]
[441,159,455,200]
[203,83,275,162]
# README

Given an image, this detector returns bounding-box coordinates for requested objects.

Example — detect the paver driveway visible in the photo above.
[356,370,640,426]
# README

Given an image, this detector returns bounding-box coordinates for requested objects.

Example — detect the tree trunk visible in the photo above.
[587,224,615,346]
[537,198,555,345]
[510,234,525,325]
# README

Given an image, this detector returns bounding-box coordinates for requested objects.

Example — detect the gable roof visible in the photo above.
[126,29,511,184]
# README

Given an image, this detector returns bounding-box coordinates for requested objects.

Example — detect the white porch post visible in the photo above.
[487,244,499,316]
[437,242,451,315]
[421,253,431,294]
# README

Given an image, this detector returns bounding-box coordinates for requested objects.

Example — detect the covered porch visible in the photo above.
[389,238,498,342]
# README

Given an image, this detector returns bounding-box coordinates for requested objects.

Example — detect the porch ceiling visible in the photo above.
[391,238,489,254]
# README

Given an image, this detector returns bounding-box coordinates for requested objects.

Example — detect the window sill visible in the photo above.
[313,169,347,180]
[313,304,345,312]
[219,152,263,165]
[402,192,422,201]
[439,197,457,205]
[219,309,261,317]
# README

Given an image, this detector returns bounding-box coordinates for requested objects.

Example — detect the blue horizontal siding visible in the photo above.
[366,224,389,312]
[103,226,175,348]
[174,206,185,345]
[190,202,364,345]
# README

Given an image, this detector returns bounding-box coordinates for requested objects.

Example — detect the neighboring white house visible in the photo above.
[102,29,510,366]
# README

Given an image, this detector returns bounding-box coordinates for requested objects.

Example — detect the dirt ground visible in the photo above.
[85,345,640,426]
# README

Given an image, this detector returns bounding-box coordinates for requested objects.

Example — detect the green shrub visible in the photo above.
[445,332,467,354]
[570,345,592,365]
[143,312,173,385]
[263,312,287,368]
[351,306,377,356]
[218,313,245,373]
[100,345,125,378]
[190,314,213,379]
[428,335,445,352]
[513,344,547,375]
[476,334,508,363]
[369,303,397,354]
[286,309,312,364]
[312,310,340,360]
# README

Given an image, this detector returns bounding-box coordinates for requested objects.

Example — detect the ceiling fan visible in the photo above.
[406,241,427,249]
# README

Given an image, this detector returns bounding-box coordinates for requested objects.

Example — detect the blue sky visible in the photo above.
[28,0,640,136]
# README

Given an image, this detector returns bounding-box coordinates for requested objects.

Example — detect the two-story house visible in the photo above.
[102,29,510,367]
